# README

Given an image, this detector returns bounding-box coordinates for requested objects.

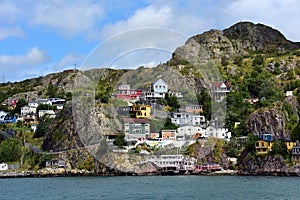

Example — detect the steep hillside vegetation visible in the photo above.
[1,21,300,173]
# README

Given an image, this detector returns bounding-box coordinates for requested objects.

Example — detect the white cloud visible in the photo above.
[100,1,215,39]
[100,5,172,38]
[0,26,25,40]
[0,47,48,67]
[0,1,19,23]
[31,1,104,37]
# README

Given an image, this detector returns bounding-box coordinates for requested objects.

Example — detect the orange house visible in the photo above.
[161,130,176,140]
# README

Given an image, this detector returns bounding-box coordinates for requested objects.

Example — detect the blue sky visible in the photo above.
[1,0,300,82]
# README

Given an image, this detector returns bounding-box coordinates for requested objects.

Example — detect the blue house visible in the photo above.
[3,115,17,123]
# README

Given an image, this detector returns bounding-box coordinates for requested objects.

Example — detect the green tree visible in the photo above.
[0,138,23,162]
[271,140,287,157]
[156,98,167,106]
[234,56,243,66]
[45,84,57,97]
[113,134,127,148]
[36,104,57,113]
[34,116,52,138]
[13,98,27,114]
[38,154,52,168]
[244,133,258,152]
[252,55,264,66]
[166,95,180,111]
[197,89,211,120]
[291,124,300,141]
[224,138,240,157]
[221,56,229,66]
[95,92,109,103]
[162,118,178,130]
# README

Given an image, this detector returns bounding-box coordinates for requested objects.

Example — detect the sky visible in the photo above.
[1,0,300,82]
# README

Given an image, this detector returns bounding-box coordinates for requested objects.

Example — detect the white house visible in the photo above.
[140,91,165,100]
[206,126,231,141]
[49,98,65,104]
[28,102,39,108]
[152,79,168,93]
[286,91,293,97]
[171,112,192,126]
[0,111,8,123]
[192,115,206,127]
[177,125,208,140]
[179,105,203,113]
[0,163,8,171]
[36,99,52,105]
[171,112,206,127]
[38,110,56,118]
[21,106,30,116]
[212,81,231,102]
[31,124,37,132]
[56,104,64,110]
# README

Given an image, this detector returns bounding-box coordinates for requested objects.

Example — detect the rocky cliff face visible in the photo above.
[238,154,300,176]
[173,21,300,66]
[223,22,300,51]
[42,101,83,152]
[246,107,289,139]
[246,96,299,139]
[173,29,236,65]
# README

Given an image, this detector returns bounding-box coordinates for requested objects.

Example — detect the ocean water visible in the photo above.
[1,176,300,200]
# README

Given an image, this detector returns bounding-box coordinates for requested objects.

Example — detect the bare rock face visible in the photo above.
[173,21,300,68]
[223,21,300,51]
[283,96,300,122]
[239,154,300,176]
[247,96,299,139]
[173,29,236,65]
[94,153,158,175]
[247,107,289,139]
[238,155,288,175]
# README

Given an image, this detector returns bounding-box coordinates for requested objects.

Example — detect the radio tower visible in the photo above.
[74,61,77,70]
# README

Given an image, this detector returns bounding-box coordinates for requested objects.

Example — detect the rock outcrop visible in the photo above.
[246,107,289,139]
[223,22,300,51]
[238,154,300,176]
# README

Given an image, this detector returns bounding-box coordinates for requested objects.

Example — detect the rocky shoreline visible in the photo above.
[0,168,239,178]
[4,168,300,178]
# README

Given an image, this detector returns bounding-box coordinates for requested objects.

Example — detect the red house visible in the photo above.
[114,85,144,100]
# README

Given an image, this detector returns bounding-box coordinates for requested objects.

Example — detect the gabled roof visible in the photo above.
[153,78,167,86]
[123,118,150,123]
[213,81,231,88]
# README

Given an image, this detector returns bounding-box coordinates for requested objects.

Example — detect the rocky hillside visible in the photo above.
[2,21,300,174]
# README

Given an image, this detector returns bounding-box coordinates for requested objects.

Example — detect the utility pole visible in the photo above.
[74,61,77,70]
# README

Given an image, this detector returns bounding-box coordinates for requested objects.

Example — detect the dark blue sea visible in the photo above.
[1,176,300,200]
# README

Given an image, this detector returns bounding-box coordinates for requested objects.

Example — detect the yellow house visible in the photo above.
[255,140,273,155]
[131,105,151,118]
[284,140,297,152]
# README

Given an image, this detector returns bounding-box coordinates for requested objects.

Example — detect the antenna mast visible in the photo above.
[74,61,77,70]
